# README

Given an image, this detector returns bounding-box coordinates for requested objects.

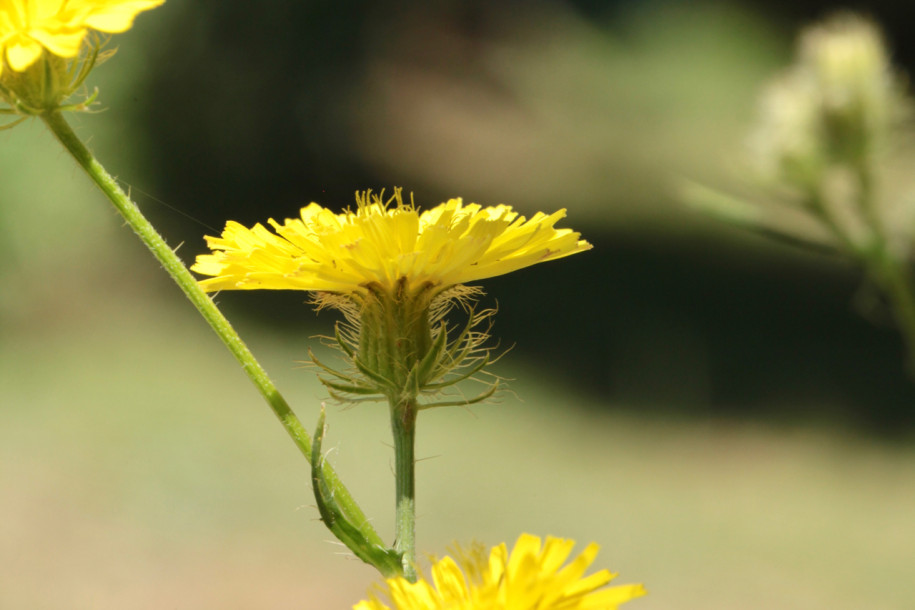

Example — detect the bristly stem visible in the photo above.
[40,109,373,538]
[391,398,418,582]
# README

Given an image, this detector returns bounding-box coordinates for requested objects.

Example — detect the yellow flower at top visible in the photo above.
[192,188,592,298]
[0,0,163,75]
[354,533,646,610]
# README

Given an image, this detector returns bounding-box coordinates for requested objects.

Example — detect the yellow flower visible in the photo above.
[354,534,646,610]
[194,189,589,407]
[0,0,163,75]
[1,0,162,120]
[192,188,591,297]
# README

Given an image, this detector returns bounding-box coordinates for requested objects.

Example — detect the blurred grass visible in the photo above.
[1,287,913,609]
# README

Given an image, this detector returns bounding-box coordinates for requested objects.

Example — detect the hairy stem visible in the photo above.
[41,110,373,536]
[391,398,418,582]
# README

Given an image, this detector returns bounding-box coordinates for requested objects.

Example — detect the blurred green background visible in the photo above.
[2,1,915,608]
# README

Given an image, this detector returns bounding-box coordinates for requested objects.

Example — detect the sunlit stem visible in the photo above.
[358,284,433,582]
[391,398,418,582]
[40,110,372,532]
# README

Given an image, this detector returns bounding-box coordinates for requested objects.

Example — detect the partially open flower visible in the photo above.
[0,0,163,120]
[193,188,591,408]
[354,533,646,610]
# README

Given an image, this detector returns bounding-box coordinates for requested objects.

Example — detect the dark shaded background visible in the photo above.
[124,0,915,433]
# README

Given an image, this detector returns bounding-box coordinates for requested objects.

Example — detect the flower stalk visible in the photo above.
[39,109,375,549]
[312,284,486,581]
[391,398,418,581]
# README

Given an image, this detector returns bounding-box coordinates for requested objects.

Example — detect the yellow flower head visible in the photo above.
[192,188,592,298]
[195,189,589,407]
[354,534,646,610]
[0,0,161,121]
[0,0,163,75]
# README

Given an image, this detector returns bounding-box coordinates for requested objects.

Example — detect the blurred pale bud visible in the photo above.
[750,70,822,188]
[750,14,906,193]
[801,16,890,125]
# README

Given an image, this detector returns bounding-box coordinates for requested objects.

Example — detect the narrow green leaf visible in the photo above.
[413,325,449,387]
[353,357,399,393]
[311,408,403,577]
[309,347,356,381]
[333,322,357,359]
[318,377,382,396]
[419,380,499,410]
[424,353,490,390]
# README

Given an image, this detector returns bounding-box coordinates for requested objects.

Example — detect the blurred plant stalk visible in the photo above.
[686,13,915,375]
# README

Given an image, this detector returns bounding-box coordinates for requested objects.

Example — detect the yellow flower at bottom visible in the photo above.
[354,534,646,610]
[191,188,591,298]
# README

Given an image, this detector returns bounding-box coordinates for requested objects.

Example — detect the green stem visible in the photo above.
[391,399,418,582]
[852,161,915,375]
[40,110,374,537]
[807,191,865,258]
[867,251,915,376]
